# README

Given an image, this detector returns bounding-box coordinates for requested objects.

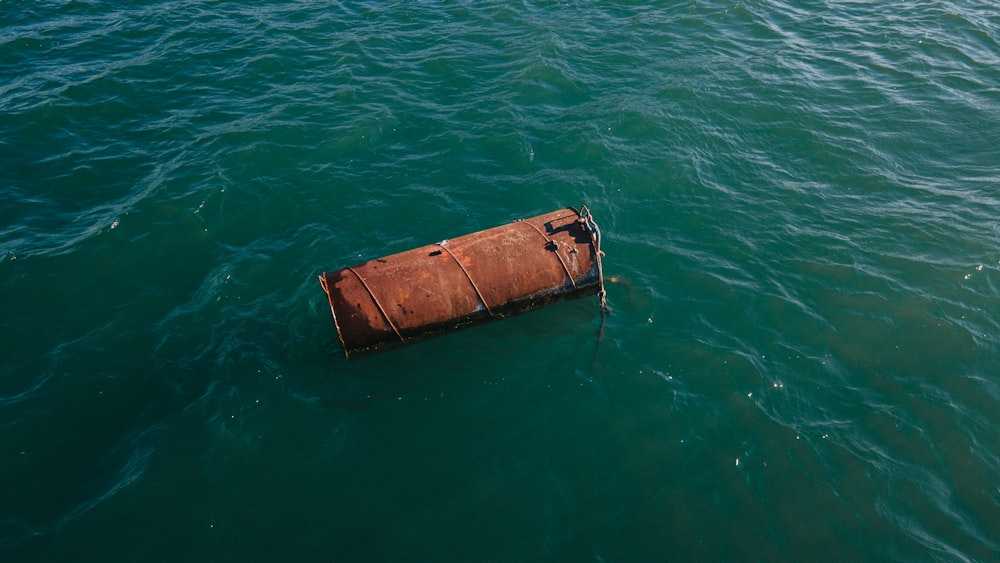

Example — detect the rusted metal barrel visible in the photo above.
[319,206,605,357]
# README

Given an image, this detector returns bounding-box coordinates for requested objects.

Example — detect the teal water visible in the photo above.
[3,1,999,560]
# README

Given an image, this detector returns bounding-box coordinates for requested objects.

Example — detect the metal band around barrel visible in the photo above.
[514,218,578,289]
[436,243,494,317]
[346,266,405,342]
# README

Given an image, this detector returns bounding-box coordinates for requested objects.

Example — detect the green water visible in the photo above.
[2,2,999,561]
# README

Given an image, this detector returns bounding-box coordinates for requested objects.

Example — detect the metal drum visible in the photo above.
[319,206,606,357]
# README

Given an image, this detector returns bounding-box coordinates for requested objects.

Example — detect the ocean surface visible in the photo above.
[2,1,999,560]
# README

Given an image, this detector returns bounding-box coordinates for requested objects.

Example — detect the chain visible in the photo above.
[578,205,609,315]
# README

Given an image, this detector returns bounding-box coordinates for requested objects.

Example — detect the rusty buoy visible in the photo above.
[319,206,607,357]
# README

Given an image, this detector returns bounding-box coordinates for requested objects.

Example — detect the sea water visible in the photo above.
[2,2,999,560]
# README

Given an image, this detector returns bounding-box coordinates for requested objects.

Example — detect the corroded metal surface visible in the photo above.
[319,207,602,357]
